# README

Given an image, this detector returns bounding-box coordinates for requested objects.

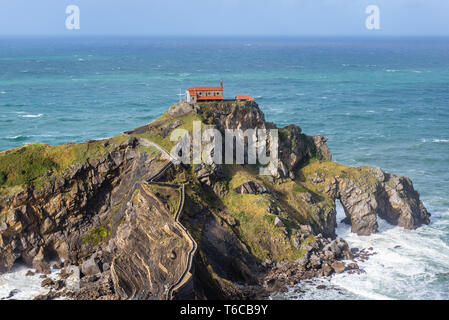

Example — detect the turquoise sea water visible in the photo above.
[1,37,449,299]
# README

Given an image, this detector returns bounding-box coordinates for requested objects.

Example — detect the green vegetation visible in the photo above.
[146,183,181,215]
[0,144,58,187]
[0,135,129,193]
[82,226,111,246]
[137,145,161,157]
[293,184,308,193]
[222,166,305,262]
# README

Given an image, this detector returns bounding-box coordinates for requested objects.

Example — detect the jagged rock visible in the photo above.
[168,101,198,118]
[277,124,332,179]
[274,217,284,227]
[81,257,101,276]
[331,261,346,274]
[161,120,181,138]
[308,172,325,184]
[200,100,266,132]
[41,278,54,287]
[64,265,80,291]
[299,224,313,235]
[26,270,35,276]
[54,280,65,290]
[299,192,314,204]
[196,163,225,186]
[312,135,332,161]
[33,248,51,275]
[267,202,281,215]
[234,181,269,195]
[321,264,333,277]
[347,262,359,270]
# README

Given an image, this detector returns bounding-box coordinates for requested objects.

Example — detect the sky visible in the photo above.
[0,0,448,36]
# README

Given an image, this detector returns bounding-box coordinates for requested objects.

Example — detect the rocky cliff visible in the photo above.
[0,100,430,300]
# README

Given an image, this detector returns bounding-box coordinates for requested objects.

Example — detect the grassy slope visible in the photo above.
[0,133,162,197]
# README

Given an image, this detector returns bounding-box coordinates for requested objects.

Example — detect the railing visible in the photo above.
[165,184,198,300]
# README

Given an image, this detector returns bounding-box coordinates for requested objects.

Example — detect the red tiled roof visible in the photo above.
[235,94,254,101]
[187,87,223,91]
[197,96,224,101]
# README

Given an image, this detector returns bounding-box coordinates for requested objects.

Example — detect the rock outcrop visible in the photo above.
[328,168,430,235]
[0,100,431,300]
[234,181,269,195]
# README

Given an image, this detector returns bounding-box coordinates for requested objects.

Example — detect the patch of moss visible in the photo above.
[82,226,111,246]
[293,184,308,193]
[0,144,58,187]
[146,183,181,215]
[223,168,304,262]
[0,135,129,193]
[137,145,161,157]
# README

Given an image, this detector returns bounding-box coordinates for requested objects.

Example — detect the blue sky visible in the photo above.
[0,0,448,36]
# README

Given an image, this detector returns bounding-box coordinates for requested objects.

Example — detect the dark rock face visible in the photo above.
[234,181,269,195]
[0,137,192,300]
[191,213,260,300]
[110,182,190,300]
[278,125,332,179]
[200,101,331,181]
[195,163,225,187]
[168,101,198,118]
[81,257,101,276]
[0,137,148,274]
[201,101,266,133]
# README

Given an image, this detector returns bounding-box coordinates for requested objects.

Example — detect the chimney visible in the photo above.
[220,80,223,89]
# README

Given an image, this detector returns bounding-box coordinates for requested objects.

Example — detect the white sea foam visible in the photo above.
[432,139,449,143]
[0,263,60,300]
[20,114,43,118]
[275,202,449,300]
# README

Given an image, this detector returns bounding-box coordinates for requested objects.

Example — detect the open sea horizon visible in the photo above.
[1,36,448,299]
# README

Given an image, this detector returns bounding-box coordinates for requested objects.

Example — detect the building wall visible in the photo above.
[196,90,222,98]
[185,91,197,103]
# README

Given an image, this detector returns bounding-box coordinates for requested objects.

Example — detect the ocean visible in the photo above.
[1,37,448,300]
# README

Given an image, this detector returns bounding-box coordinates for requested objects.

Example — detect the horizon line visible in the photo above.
[1,34,449,39]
